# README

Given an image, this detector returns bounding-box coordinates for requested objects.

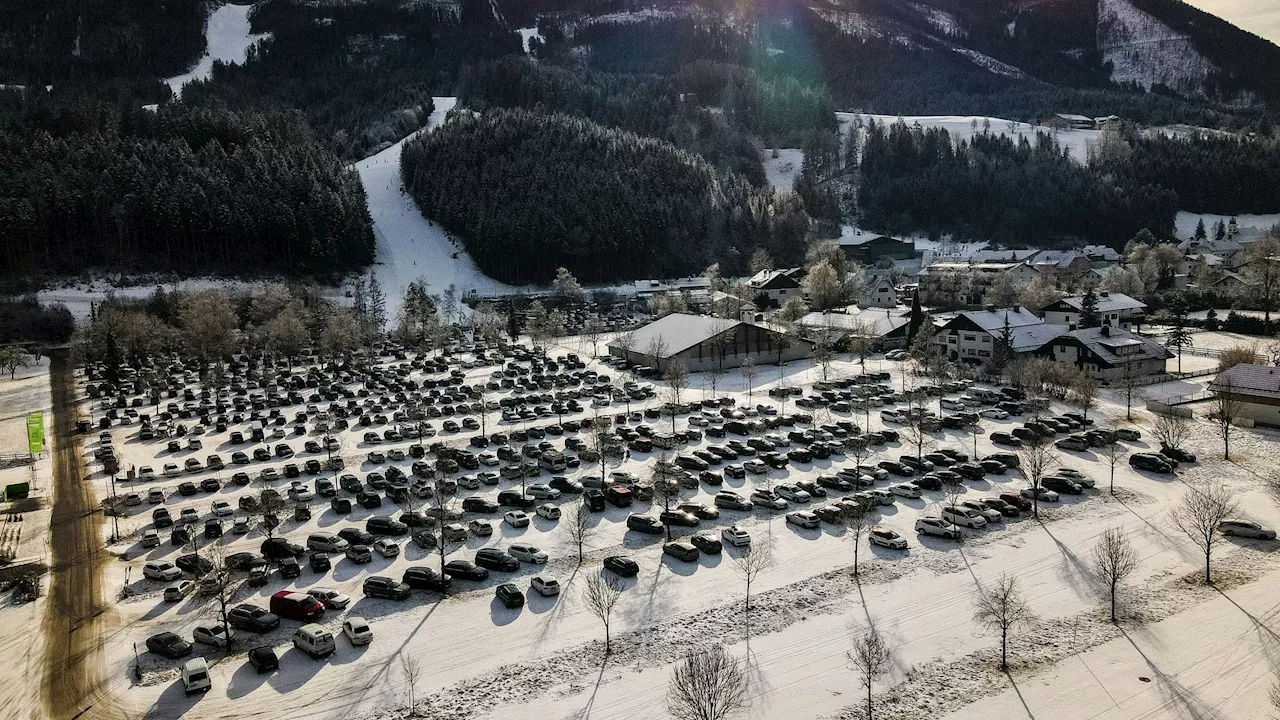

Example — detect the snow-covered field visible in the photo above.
[355,97,513,323]
[1175,211,1280,240]
[67,333,1280,720]
[165,3,269,97]
[838,113,1101,165]
[761,149,804,191]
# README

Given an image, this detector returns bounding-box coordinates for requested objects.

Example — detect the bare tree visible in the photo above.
[581,320,605,359]
[1100,431,1128,496]
[942,472,966,522]
[1151,412,1191,454]
[666,645,748,720]
[848,319,876,370]
[812,339,836,382]
[561,499,599,565]
[741,357,759,405]
[899,413,934,462]
[847,629,893,720]
[1211,376,1243,461]
[401,654,423,717]
[973,573,1033,671]
[1117,360,1144,422]
[583,573,625,654]
[1092,527,1138,622]
[662,361,690,434]
[1070,372,1099,423]
[647,334,671,374]
[614,332,636,366]
[1171,482,1238,584]
[730,539,774,652]
[842,504,874,578]
[258,489,288,539]
[1016,433,1059,519]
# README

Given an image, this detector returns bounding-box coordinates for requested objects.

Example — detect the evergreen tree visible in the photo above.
[1164,299,1194,374]
[991,317,1015,373]
[1194,218,1207,241]
[367,276,387,334]
[1078,288,1102,329]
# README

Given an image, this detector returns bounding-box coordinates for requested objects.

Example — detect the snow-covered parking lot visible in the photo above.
[74,341,1280,720]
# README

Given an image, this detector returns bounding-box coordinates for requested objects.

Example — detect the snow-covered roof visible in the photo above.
[1053,327,1171,365]
[945,307,1043,332]
[1047,293,1145,313]
[612,313,742,358]
[747,269,802,290]
[972,249,1038,263]
[798,310,909,337]
[1211,363,1280,399]
[1010,323,1065,352]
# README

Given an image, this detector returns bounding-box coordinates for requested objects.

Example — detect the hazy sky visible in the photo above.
[1183,0,1280,46]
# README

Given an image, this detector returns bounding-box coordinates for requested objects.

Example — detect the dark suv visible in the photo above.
[366,516,408,536]
[403,566,451,591]
[474,548,520,572]
[228,604,280,633]
[363,575,411,600]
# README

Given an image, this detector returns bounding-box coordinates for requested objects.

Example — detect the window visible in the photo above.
[981,336,990,343]
[948,336,957,344]
[966,348,976,355]
[978,350,990,357]
[963,334,976,342]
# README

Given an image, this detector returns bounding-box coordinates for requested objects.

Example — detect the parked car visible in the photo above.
[364,575,411,600]
[869,527,908,549]
[495,583,525,608]
[403,566,451,591]
[1129,453,1173,473]
[662,541,699,562]
[602,555,639,577]
[146,631,192,659]
[1020,486,1060,502]
[509,543,549,564]
[915,516,960,539]
[442,560,490,581]
[626,514,664,534]
[1219,520,1277,539]
[531,576,561,596]
[721,525,751,547]
[785,511,820,529]
[192,623,235,648]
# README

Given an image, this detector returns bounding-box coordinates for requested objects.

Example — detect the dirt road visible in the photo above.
[40,351,127,720]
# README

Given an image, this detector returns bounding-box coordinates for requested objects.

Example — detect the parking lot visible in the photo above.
[78,337,1223,718]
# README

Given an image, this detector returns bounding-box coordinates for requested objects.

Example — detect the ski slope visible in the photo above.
[164,3,269,97]
[355,97,514,322]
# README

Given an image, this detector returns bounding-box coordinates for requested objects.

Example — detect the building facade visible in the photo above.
[608,313,813,373]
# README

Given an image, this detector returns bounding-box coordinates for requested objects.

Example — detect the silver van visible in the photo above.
[292,623,336,658]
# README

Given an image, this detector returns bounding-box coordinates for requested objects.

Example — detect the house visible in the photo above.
[1034,326,1171,380]
[838,234,917,263]
[710,291,756,321]
[745,269,803,306]
[917,262,1029,307]
[1211,271,1253,295]
[861,273,898,308]
[1208,363,1280,426]
[1040,292,1146,331]
[932,308,1053,364]
[1027,250,1093,288]
[1039,113,1095,130]
[608,313,812,373]
[797,308,911,349]
[1081,245,1123,266]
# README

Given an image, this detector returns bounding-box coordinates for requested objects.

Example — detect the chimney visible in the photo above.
[1100,291,1110,297]
[1012,305,1020,313]
[1101,326,1110,336]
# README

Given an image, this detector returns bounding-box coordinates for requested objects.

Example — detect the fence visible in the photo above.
[0,455,34,471]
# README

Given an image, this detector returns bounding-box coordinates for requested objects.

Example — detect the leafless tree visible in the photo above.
[965,417,983,461]
[1091,527,1138,622]
[614,332,636,366]
[812,340,836,382]
[200,541,241,655]
[581,320,605,359]
[842,504,874,578]
[258,489,288,539]
[848,319,876,370]
[973,573,1033,671]
[666,645,748,720]
[741,357,759,405]
[583,572,625,654]
[1070,372,1099,422]
[730,539,774,652]
[662,361,690,434]
[586,415,620,483]
[847,629,893,720]
[647,334,671,373]
[1100,431,1128,496]
[1016,433,1059,519]
[561,500,599,565]
[652,458,682,541]
[1151,412,1191,453]
[899,413,933,462]
[942,472,966,520]
[1211,376,1243,461]
[401,654,423,716]
[1117,360,1144,422]
[1171,482,1238,584]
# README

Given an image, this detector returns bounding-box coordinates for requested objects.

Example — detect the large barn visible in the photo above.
[608,313,813,373]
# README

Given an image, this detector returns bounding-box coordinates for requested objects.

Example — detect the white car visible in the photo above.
[915,516,961,540]
[210,500,233,517]
[147,488,165,504]
[942,506,987,529]
[722,525,751,547]
[531,576,560,596]
[144,561,182,581]
[608,471,639,486]
[288,485,314,502]
[688,416,708,427]
[888,483,921,498]
[308,587,351,610]
[744,460,769,475]
[179,508,200,524]
[867,488,895,505]
[193,623,235,648]
[374,539,400,558]
[979,408,1009,420]
[885,350,909,361]
[535,503,561,521]
[508,543,549,564]
[504,511,530,528]
[468,519,494,536]
[526,484,561,500]
[785,511,820,529]
[1021,487,1060,502]
[775,484,811,503]
[139,466,156,480]
[880,410,904,424]
[164,580,194,602]
[163,463,181,478]
[750,489,787,510]
[960,500,1003,523]
[478,453,499,466]
[869,527,908,549]
[343,617,373,645]
[940,398,967,411]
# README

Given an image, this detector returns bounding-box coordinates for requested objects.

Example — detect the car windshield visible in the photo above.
[188,672,208,682]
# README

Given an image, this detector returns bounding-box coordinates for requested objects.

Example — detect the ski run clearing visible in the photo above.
[165,3,270,98]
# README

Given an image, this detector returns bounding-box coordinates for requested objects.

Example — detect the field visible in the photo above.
[23,333,1270,720]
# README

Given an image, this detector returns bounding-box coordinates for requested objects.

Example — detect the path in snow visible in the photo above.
[838,112,1101,165]
[355,97,514,323]
[164,3,269,97]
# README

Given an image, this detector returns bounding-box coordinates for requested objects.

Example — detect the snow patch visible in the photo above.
[911,3,966,37]
[354,97,514,323]
[761,148,804,191]
[1097,0,1216,98]
[810,9,919,47]
[947,46,1026,79]
[838,112,1100,164]
[164,3,270,97]
[516,26,543,53]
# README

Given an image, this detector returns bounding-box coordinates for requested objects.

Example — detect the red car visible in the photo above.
[269,591,324,622]
[998,492,1033,512]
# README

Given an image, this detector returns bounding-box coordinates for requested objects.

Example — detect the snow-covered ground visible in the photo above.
[838,224,988,262]
[354,97,513,323]
[516,27,543,54]
[1175,211,1280,240]
[76,331,1280,720]
[761,149,804,191]
[165,3,269,97]
[838,112,1101,165]
[37,279,346,323]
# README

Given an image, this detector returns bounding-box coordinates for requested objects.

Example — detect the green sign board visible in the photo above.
[26,412,43,455]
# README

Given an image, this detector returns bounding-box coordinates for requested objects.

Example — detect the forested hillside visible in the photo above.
[0,101,373,279]
[184,0,519,159]
[857,121,1179,245]
[401,109,809,283]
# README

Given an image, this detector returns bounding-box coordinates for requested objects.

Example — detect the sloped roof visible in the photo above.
[1049,293,1145,314]
[1059,327,1173,366]
[1211,363,1280,399]
[747,269,802,290]
[1010,324,1065,352]
[946,308,1043,332]
[799,310,909,337]
[610,313,742,358]
[972,249,1038,263]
